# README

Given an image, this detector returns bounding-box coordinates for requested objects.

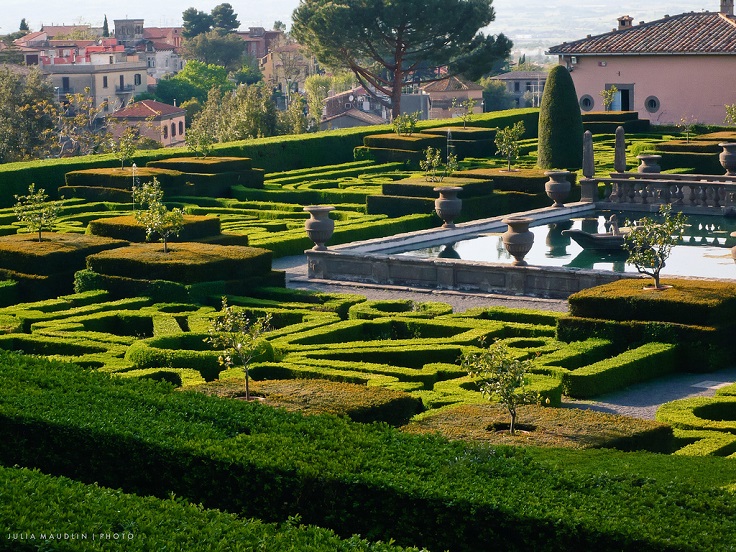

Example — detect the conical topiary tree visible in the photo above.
[537,65,583,170]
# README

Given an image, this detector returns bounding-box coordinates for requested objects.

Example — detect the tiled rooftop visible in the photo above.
[547,12,736,55]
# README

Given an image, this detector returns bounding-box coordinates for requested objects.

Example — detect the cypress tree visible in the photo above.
[537,65,583,170]
[102,15,109,37]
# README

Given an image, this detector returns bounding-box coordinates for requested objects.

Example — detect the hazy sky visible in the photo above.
[1,0,717,42]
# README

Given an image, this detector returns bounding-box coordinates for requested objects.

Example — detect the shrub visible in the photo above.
[348,300,453,320]
[537,65,584,170]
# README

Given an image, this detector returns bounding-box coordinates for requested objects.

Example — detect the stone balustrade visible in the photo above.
[594,172,736,211]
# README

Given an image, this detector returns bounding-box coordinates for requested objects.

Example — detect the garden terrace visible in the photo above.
[1,110,736,549]
[2,352,736,551]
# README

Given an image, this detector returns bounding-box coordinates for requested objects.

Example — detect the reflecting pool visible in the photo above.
[397,211,736,279]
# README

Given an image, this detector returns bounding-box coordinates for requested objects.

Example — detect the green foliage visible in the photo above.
[624,204,688,289]
[462,340,540,434]
[0,66,55,163]
[181,30,246,71]
[182,7,214,38]
[13,184,61,242]
[156,60,233,105]
[451,97,477,129]
[495,121,526,171]
[419,146,457,182]
[600,85,617,111]
[292,0,511,118]
[205,297,271,399]
[132,178,184,253]
[725,103,736,126]
[392,112,420,136]
[537,65,583,169]
[479,77,514,111]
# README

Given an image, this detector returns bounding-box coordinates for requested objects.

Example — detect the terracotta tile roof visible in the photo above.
[109,100,185,120]
[322,109,386,125]
[493,71,548,80]
[421,75,483,92]
[547,12,736,55]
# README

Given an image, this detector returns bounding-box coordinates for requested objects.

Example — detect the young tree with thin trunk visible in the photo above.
[14,184,61,242]
[462,340,539,435]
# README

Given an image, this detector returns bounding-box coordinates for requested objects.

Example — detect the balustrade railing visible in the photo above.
[596,173,736,210]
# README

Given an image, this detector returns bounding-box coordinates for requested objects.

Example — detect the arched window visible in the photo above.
[171,123,176,137]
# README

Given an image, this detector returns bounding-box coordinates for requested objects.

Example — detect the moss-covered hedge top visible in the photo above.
[0,233,128,275]
[146,156,254,174]
[363,133,446,151]
[420,126,497,140]
[568,278,736,327]
[86,242,273,284]
[87,214,221,242]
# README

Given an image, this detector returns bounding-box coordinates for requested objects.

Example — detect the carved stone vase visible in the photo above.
[637,154,662,174]
[544,171,571,208]
[502,217,534,266]
[434,186,463,228]
[719,143,736,176]
[304,205,335,251]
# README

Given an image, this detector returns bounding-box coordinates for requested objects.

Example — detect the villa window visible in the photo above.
[102,76,108,88]
[163,126,168,139]
[171,123,176,137]
[644,96,661,113]
[134,74,142,86]
[580,94,595,111]
[179,121,184,134]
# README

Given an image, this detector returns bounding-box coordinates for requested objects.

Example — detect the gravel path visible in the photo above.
[274,255,736,420]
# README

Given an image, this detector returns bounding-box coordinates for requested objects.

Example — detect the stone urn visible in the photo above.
[434,187,463,228]
[303,205,335,251]
[719,143,736,176]
[544,171,572,208]
[502,217,535,266]
[636,154,662,174]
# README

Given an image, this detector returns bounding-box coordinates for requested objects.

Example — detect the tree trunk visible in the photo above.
[509,408,517,435]
[391,71,403,121]
[245,368,250,401]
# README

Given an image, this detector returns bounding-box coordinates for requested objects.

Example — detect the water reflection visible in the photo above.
[438,243,461,259]
[545,220,573,258]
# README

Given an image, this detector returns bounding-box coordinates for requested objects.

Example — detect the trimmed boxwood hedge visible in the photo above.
[363,133,446,152]
[347,300,453,320]
[381,176,493,198]
[561,342,677,398]
[85,242,272,284]
[0,233,127,276]
[568,279,736,327]
[146,156,253,173]
[87,214,221,242]
[1,466,417,552]
[3,352,736,552]
[457,167,578,194]
[65,167,183,189]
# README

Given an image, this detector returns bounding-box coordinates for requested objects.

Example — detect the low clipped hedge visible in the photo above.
[87,214,221,242]
[561,342,677,399]
[65,167,183,190]
[363,133,445,153]
[381,176,493,198]
[86,242,272,284]
[657,396,736,433]
[348,300,453,320]
[0,233,127,276]
[3,352,736,551]
[457,167,578,193]
[581,111,641,123]
[59,185,134,203]
[404,403,673,452]
[125,332,274,381]
[353,146,424,167]
[196,378,424,426]
[657,151,723,174]
[568,279,736,328]
[652,140,723,154]
[146,156,253,173]
[1,466,415,552]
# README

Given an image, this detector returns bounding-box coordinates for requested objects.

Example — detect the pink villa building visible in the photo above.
[109,100,186,148]
[546,0,736,125]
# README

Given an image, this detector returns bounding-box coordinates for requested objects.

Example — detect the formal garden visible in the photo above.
[3,101,736,550]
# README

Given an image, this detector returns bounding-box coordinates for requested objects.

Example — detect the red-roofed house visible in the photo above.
[547,1,736,125]
[108,100,186,147]
[420,76,483,120]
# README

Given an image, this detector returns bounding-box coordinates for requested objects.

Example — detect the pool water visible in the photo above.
[398,211,736,279]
